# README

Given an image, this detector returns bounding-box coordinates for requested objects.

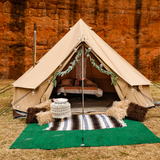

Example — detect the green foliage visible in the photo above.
[52,49,82,86]
[85,48,118,85]
[52,47,118,86]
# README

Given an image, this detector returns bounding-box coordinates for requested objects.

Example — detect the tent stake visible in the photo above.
[33,23,37,67]
[81,42,85,147]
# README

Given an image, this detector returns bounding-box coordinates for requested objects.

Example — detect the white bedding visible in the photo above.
[57,86,103,97]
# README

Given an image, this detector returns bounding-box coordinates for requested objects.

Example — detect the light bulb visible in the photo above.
[78,38,81,42]
[88,48,91,51]
[100,64,103,68]
[32,90,35,95]
[146,102,149,107]
[84,37,88,41]
[74,48,77,52]
[131,88,134,93]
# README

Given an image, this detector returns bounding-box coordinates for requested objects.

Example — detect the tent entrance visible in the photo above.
[49,45,120,113]
[49,92,119,113]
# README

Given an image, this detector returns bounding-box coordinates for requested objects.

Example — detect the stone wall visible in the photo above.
[0,0,160,81]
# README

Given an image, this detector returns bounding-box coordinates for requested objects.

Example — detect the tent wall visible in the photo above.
[12,79,51,112]
[41,82,54,103]
[114,78,154,107]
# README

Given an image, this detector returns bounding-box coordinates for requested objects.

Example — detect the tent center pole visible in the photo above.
[82,43,85,114]
[81,42,85,147]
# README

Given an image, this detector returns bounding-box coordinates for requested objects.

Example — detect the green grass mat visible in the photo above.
[10,119,160,149]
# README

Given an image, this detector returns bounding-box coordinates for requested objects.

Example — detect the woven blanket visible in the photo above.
[44,114,126,131]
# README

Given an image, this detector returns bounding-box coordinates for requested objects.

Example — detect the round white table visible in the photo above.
[50,102,71,122]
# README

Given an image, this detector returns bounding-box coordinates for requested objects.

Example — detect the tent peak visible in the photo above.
[70,19,92,31]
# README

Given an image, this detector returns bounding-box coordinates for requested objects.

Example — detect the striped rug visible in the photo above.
[44,114,127,131]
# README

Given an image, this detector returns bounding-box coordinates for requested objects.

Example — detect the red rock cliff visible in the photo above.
[0,0,160,81]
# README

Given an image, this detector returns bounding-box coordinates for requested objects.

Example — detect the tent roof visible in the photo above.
[13,19,151,89]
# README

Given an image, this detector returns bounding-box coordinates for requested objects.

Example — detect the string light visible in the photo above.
[32,90,35,96]
[100,64,103,68]
[84,37,88,41]
[88,48,91,51]
[131,88,134,93]
[78,38,81,42]
[146,102,149,107]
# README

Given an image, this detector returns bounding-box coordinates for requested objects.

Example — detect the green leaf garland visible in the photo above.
[52,47,118,87]
[52,49,82,87]
[85,48,118,85]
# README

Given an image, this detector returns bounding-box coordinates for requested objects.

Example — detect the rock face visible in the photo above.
[0,0,160,81]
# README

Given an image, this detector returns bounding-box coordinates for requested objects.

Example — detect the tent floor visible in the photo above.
[51,92,119,113]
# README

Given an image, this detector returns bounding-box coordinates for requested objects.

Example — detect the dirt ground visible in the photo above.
[0,79,160,160]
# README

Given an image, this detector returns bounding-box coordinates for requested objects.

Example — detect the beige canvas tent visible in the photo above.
[12,19,154,117]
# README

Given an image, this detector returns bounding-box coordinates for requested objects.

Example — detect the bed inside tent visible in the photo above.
[49,44,119,113]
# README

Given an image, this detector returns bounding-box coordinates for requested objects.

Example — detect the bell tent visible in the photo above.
[12,19,154,118]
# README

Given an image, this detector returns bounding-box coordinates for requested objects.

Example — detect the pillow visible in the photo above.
[35,99,51,111]
[59,79,73,87]
[106,107,127,120]
[84,79,97,87]
[112,100,130,110]
[26,108,46,124]
[75,78,97,87]
[36,111,54,125]
[75,79,81,86]
[126,102,148,122]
